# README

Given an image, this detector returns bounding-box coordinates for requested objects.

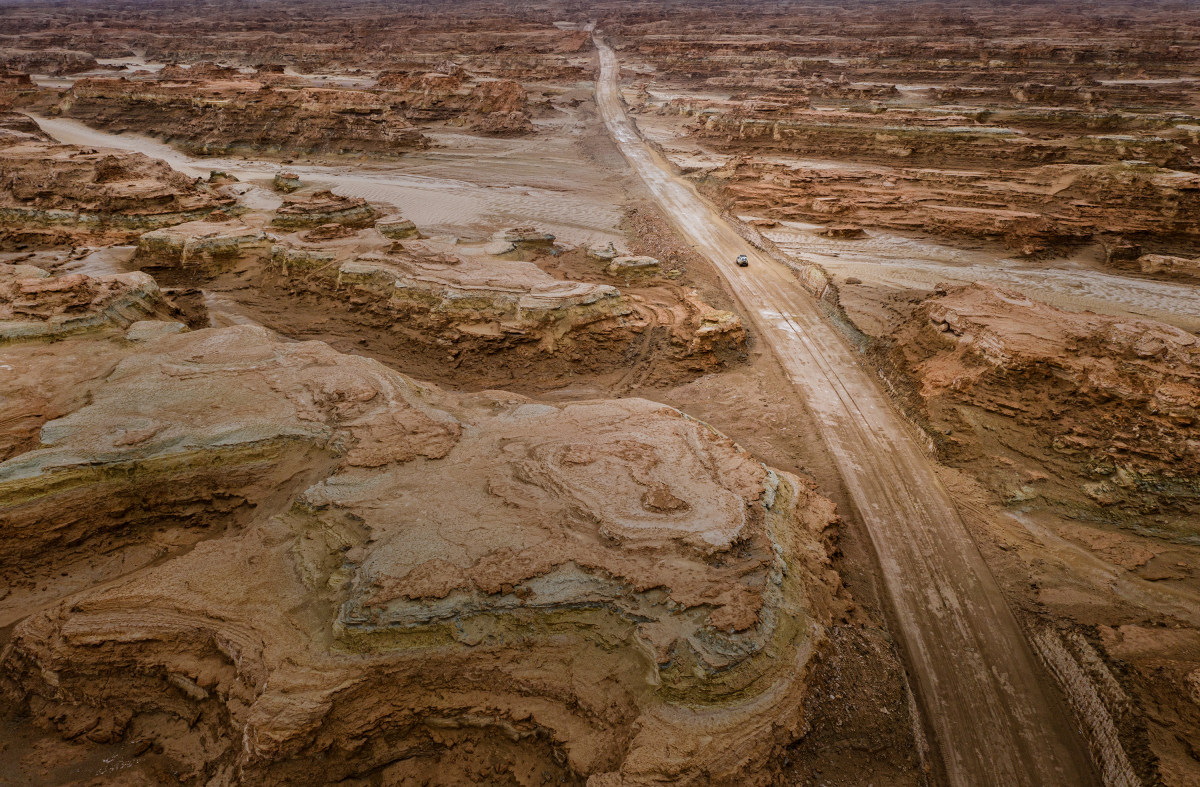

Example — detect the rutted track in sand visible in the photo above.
[593,34,1098,787]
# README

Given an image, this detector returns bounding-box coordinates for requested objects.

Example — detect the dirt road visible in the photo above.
[592,35,1097,787]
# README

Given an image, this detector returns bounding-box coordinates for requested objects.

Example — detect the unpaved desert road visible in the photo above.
[593,35,1097,787]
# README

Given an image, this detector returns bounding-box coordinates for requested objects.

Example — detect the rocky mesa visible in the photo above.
[0,270,840,784]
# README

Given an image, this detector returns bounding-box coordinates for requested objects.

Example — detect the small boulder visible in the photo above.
[273,172,301,193]
[607,255,661,276]
[586,242,620,261]
[376,215,419,240]
[493,227,555,246]
[819,225,865,239]
[1138,253,1200,279]
[1104,239,1142,265]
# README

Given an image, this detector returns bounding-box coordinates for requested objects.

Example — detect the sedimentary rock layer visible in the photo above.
[59,76,431,156]
[890,284,1200,533]
[0,262,178,342]
[0,120,232,245]
[0,323,839,785]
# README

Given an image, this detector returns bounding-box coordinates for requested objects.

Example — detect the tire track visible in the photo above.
[592,33,1098,787]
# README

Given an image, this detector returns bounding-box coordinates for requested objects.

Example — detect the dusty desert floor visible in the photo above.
[0,1,1198,785]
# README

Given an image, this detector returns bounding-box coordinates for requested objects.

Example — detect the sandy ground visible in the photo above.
[28,113,627,249]
[636,113,1200,334]
[766,222,1200,335]
[13,28,1186,785]
[595,34,1096,787]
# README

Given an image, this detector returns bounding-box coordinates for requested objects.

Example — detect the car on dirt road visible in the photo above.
[736,254,749,267]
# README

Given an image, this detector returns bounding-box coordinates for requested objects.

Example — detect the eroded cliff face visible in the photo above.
[682,105,1190,170]
[53,60,539,160]
[0,313,840,785]
[377,68,534,135]
[0,113,233,247]
[0,48,97,76]
[699,155,1200,256]
[0,262,177,343]
[58,75,431,157]
[129,214,747,390]
[889,284,1199,534]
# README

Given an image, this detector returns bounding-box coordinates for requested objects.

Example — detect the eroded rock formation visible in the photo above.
[890,284,1200,533]
[271,191,376,230]
[378,69,535,135]
[0,262,177,342]
[315,244,626,341]
[0,48,97,76]
[59,75,431,157]
[0,115,233,247]
[133,215,746,383]
[136,219,272,270]
[0,316,839,784]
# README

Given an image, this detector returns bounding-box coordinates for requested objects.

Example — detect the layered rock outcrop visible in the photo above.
[0,263,184,470]
[121,212,745,388]
[271,191,375,230]
[54,61,539,159]
[889,284,1200,533]
[273,238,628,347]
[1133,253,1200,279]
[684,107,1189,169]
[0,262,178,343]
[0,72,36,112]
[59,76,431,157]
[687,154,1200,254]
[0,48,97,76]
[0,120,233,246]
[374,214,418,239]
[0,323,839,785]
[136,219,272,270]
[377,70,534,135]
[0,110,50,145]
